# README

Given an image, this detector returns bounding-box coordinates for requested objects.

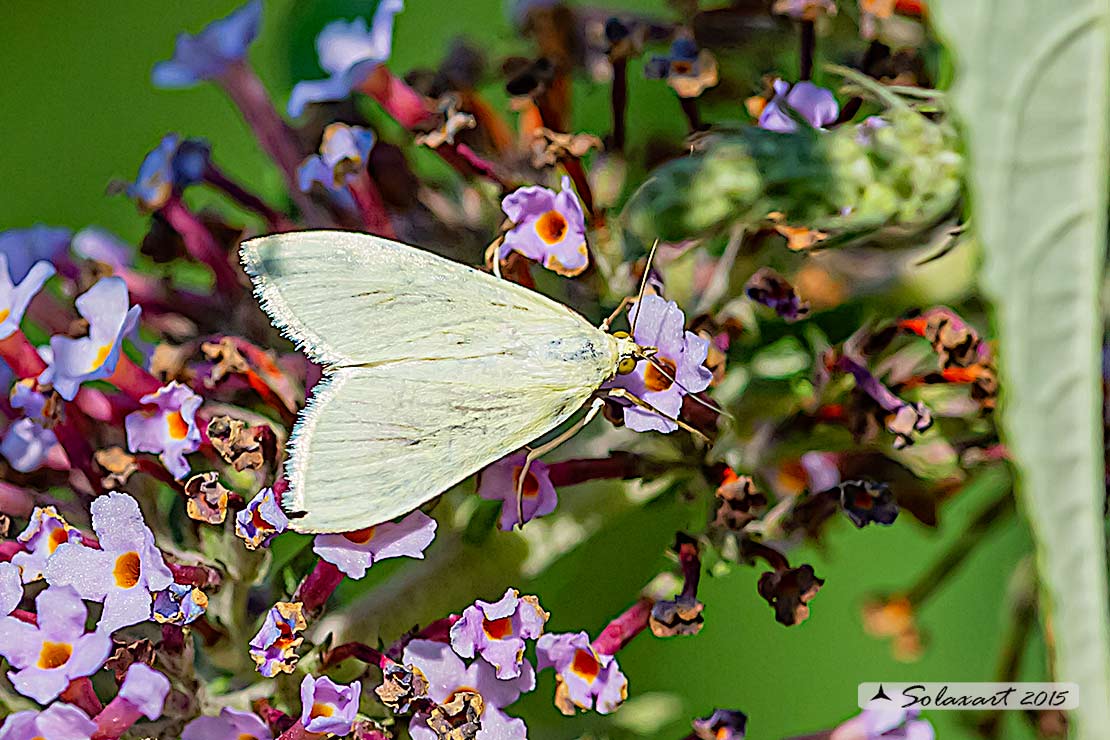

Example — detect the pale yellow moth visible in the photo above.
[241,230,694,533]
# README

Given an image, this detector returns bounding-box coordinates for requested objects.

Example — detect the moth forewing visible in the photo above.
[241,230,622,533]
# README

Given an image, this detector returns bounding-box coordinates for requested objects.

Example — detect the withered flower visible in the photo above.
[529,127,602,169]
[105,638,157,684]
[744,267,810,323]
[767,211,829,251]
[644,37,718,98]
[836,480,899,528]
[207,416,277,471]
[184,471,231,524]
[415,95,477,149]
[712,470,767,531]
[95,446,139,489]
[425,690,484,740]
[757,564,824,626]
[376,662,431,714]
[692,708,748,739]
[650,594,704,637]
[773,0,837,20]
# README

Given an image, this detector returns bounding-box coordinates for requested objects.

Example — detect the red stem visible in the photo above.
[547,453,650,488]
[161,197,241,294]
[322,641,395,670]
[106,354,162,402]
[62,676,104,717]
[0,331,47,378]
[348,174,396,238]
[593,597,654,655]
[91,696,142,740]
[295,560,345,613]
[204,162,296,231]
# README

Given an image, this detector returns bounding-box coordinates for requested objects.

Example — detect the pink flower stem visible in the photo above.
[169,562,222,589]
[0,481,36,518]
[0,540,25,561]
[106,354,162,402]
[62,676,104,718]
[547,452,658,488]
[160,623,186,654]
[204,162,296,231]
[10,609,37,624]
[254,699,297,735]
[52,412,103,496]
[218,62,332,226]
[357,68,513,191]
[0,331,47,378]
[348,173,396,238]
[322,641,396,671]
[161,196,242,295]
[91,697,143,740]
[676,534,701,599]
[593,597,654,655]
[277,720,326,740]
[295,560,345,612]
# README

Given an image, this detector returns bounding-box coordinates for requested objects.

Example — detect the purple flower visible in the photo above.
[605,294,713,433]
[403,638,533,740]
[152,0,263,88]
[499,176,589,276]
[0,702,96,740]
[11,506,83,582]
[0,586,112,703]
[758,80,840,133]
[313,510,436,579]
[45,492,173,634]
[0,418,60,473]
[235,486,289,549]
[477,453,557,530]
[0,562,21,616]
[300,674,362,736]
[830,697,935,740]
[182,708,274,740]
[39,276,141,401]
[125,381,203,479]
[0,226,71,282]
[536,631,627,715]
[249,601,307,678]
[297,123,377,193]
[126,134,211,210]
[287,0,405,117]
[118,662,171,720]
[0,254,54,340]
[152,582,208,625]
[856,115,890,146]
[800,451,841,493]
[72,227,133,268]
[450,588,548,679]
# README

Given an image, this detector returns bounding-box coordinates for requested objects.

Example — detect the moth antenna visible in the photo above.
[630,239,661,336]
[641,354,734,420]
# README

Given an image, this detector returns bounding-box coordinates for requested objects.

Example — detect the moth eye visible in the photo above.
[617,357,637,374]
[612,330,630,339]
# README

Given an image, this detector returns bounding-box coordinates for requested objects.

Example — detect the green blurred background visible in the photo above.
[0,2,1043,737]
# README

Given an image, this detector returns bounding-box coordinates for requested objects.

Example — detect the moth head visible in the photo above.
[611,330,654,375]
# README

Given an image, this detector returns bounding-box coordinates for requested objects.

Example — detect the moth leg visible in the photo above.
[485,237,505,280]
[515,397,606,527]
[599,296,636,331]
[602,387,711,442]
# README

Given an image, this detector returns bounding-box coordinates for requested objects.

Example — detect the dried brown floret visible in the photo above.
[425,690,483,740]
[184,471,230,524]
[649,594,705,637]
[207,416,276,471]
[376,662,430,714]
[757,564,824,626]
[95,446,139,489]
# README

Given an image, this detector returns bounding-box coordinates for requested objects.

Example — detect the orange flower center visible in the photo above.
[166,410,189,440]
[90,343,113,371]
[113,551,142,589]
[310,702,334,719]
[511,467,541,498]
[47,526,70,554]
[483,616,514,640]
[342,526,376,545]
[643,357,677,392]
[0,309,10,323]
[251,506,270,530]
[671,60,694,75]
[238,735,256,740]
[535,210,568,244]
[37,641,73,670]
[570,649,601,682]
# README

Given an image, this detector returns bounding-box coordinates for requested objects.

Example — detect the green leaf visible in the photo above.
[928,2,1110,735]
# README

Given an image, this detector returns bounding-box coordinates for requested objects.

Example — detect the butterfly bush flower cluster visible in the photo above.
[0,0,993,737]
